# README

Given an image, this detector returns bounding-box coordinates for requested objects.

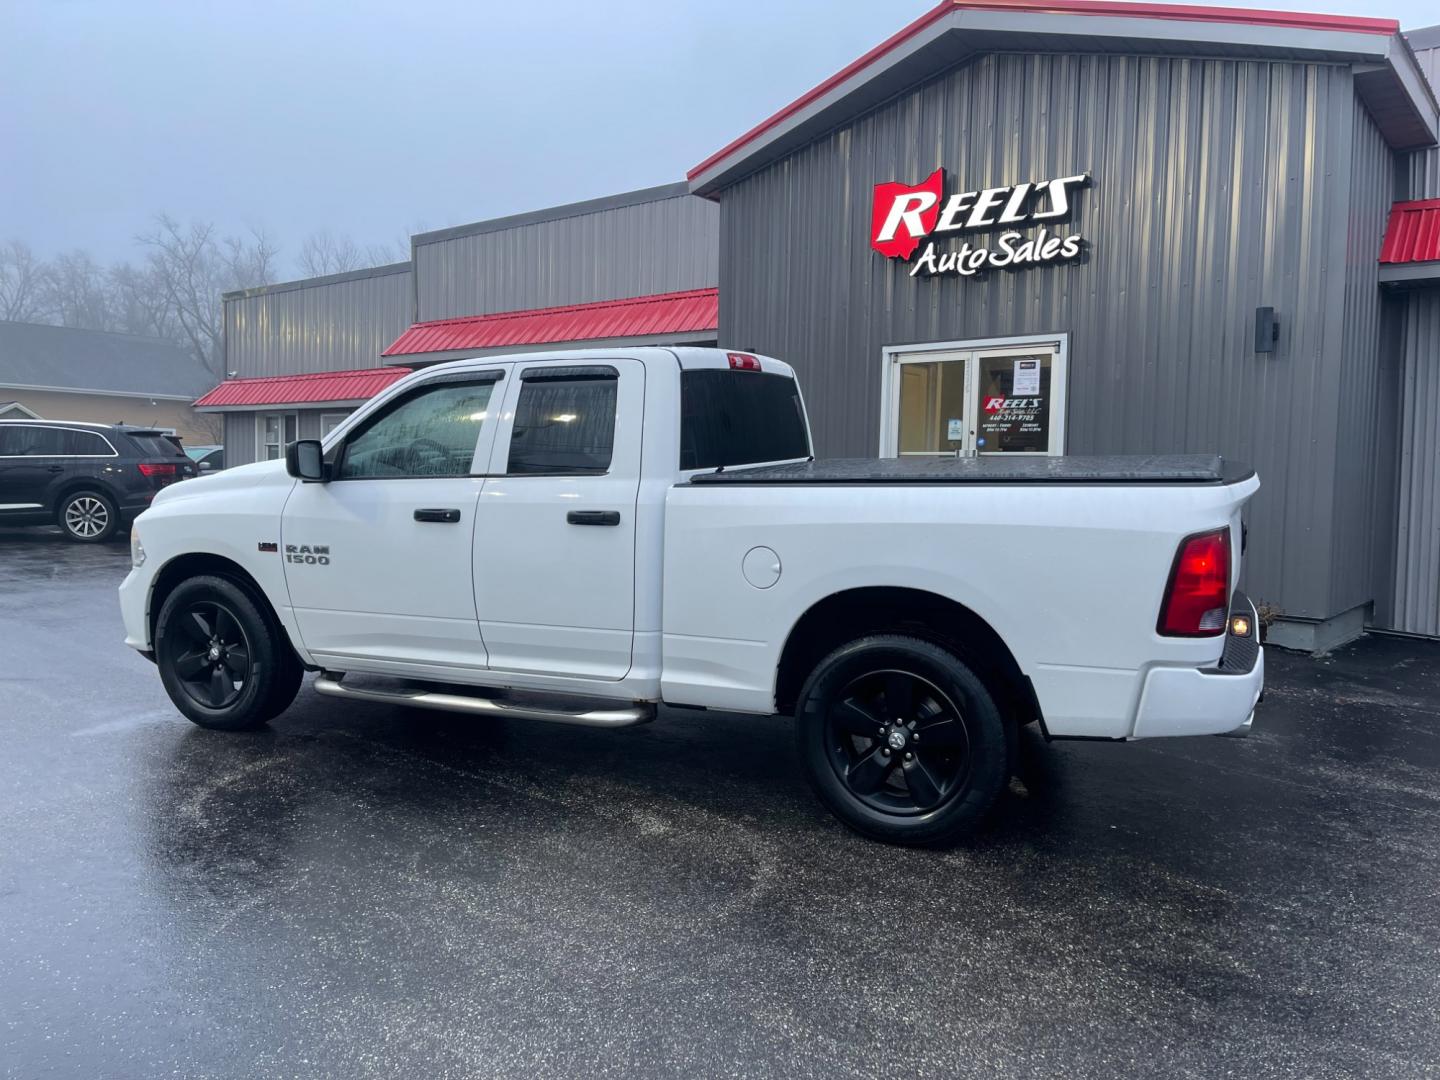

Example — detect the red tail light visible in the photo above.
[1158,528,1230,636]
[137,462,177,478]
[727,352,762,371]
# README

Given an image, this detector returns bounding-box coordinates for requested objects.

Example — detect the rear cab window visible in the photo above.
[679,368,810,470]
[507,366,618,476]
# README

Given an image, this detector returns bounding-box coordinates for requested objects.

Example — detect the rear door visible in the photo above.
[471,360,643,680]
[281,367,508,674]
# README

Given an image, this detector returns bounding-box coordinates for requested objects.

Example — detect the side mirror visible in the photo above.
[285,439,327,482]
[199,460,213,472]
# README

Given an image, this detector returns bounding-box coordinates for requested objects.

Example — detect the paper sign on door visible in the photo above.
[1013,359,1041,396]
[947,418,964,441]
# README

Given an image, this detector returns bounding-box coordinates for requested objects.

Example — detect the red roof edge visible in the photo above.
[382,288,719,357]
[1379,199,1440,265]
[687,0,1400,184]
[193,366,410,408]
[687,0,956,183]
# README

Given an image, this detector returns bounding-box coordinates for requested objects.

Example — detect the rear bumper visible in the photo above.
[1131,593,1263,739]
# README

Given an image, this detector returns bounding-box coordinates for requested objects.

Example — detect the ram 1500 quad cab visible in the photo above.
[121,347,1262,845]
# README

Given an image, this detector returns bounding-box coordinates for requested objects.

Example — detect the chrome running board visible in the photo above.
[313,672,655,728]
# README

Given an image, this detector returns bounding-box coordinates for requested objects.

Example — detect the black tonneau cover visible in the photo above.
[687,454,1253,486]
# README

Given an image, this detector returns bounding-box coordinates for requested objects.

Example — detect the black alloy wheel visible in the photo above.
[166,599,252,710]
[795,635,1012,846]
[155,574,303,730]
[824,668,972,816]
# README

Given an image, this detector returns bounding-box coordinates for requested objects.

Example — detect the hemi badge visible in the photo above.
[258,542,279,553]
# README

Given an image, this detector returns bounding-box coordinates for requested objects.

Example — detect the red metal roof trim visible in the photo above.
[383,288,719,357]
[687,0,1399,182]
[1380,199,1440,265]
[194,367,410,408]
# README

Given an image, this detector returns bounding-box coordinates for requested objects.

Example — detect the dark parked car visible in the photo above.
[0,420,197,543]
[183,444,224,472]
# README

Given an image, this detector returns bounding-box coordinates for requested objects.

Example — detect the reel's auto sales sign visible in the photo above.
[871,169,1090,277]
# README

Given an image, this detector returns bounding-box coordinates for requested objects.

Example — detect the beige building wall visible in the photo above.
[0,389,218,443]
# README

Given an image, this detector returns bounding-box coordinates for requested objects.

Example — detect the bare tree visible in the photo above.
[42,250,115,330]
[108,262,177,340]
[0,240,51,322]
[139,215,280,378]
[297,229,365,277]
[298,228,409,277]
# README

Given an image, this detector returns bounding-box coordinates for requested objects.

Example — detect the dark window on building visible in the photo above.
[507,376,617,475]
[679,370,809,470]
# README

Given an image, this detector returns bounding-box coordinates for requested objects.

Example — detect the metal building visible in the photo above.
[688,1,1440,650]
[198,0,1440,647]
[199,185,719,465]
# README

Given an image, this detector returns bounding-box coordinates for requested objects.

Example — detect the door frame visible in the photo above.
[256,410,300,461]
[878,333,1069,457]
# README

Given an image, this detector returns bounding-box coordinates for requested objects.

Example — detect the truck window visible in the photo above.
[680,370,809,470]
[336,376,499,479]
[506,372,617,475]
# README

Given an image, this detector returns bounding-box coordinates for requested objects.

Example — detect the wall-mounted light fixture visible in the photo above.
[1255,307,1280,353]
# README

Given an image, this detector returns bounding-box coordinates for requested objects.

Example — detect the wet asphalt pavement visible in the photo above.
[3,527,1440,1079]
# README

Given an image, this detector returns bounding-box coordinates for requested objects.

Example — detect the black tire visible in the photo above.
[56,489,119,543]
[155,574,302,730]
[794,635,1012,847]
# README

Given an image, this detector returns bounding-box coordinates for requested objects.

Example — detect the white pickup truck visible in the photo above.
[121,347,1262,845]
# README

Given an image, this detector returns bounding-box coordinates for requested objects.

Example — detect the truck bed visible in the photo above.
[686,454,1252,486]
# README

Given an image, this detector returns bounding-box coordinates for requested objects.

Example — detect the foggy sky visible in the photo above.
[3,0,1437,274]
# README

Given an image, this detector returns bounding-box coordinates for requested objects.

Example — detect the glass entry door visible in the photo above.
[883,340,1065,457]
[896,350,974,455]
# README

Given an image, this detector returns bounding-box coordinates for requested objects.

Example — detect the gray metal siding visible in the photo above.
[1331,99,1397,617]
[223,412,257,467]
[719,51,1362,619]
[414,194,718,321]
[222,407,355,468]
[1407,44,1439,198]
[1393,289,1440,636]
[223,266,414,378]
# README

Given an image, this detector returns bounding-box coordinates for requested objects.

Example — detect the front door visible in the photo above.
[281,367,508,675]
[471,359,643,681]
[0,424,63,514]
[883,339,1066,457]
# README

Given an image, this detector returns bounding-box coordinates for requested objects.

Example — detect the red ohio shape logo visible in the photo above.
[871,168,943,260]
[984,396,1007,413]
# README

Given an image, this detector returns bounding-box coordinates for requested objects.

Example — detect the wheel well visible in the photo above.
[774,587,1037,724]
[52,479,120,513]
[148,553,298,661]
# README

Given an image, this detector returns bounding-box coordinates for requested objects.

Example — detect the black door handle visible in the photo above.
[414,508,461,523]
[48,465,64,473]
[567,510,620,526]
